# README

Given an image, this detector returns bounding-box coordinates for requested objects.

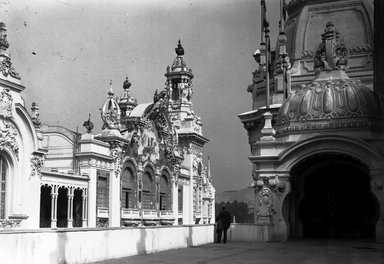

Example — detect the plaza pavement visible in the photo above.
[90,239,384,264]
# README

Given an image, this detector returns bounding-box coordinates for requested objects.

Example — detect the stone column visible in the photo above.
[109,145,123,227]
[371,170,384,243]
[67,187,74,228]
[172,175,179,225]
[137,162,143,225]
[155,167,161,212]
[82,189,88,227]
[273,174,290,242]
[50,185,58,228]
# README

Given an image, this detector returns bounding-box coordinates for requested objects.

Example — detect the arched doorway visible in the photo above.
[142,168,155,210]
[121,164,136,209]
[159,173,171,210]
[288,154,379,239]
[57,187,68,228]
[73,189,83,227]
[40,185,52,228]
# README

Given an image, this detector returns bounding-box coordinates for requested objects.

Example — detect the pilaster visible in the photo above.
[370,170,384,243]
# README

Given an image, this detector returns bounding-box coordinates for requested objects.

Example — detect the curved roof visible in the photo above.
[129,103,152,117]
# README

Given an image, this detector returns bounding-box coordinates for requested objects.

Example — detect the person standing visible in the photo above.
[216,205,231,243]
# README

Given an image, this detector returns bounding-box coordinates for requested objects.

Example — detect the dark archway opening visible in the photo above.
[40,186,52,228]
[57,187,68,228]
[289,154,378,239]
[73,189,83,227]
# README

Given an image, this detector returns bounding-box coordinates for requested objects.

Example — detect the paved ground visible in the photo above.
[91,239,384,264]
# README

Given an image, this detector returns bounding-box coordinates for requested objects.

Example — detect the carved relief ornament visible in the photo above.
[256,186,274,225]
[30,153,46,178]
[0,121,18,159]
[0,88,12,119]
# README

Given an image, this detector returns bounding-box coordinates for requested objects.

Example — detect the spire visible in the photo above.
[207,156,211,180]
[175,39,184,56]
[108,79,114,97]
[275,0,291,99]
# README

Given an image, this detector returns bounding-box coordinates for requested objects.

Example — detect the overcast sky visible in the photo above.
[1,0,280,193]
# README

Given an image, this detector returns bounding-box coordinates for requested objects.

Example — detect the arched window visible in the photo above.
[142,168,155,209]
[121,165,136,209]
[160,173,171,210]
[0,155,7,219]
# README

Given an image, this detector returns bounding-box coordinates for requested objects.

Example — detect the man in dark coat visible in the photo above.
[216,205,231,243]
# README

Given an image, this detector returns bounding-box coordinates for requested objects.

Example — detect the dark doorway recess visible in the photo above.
[289,154,379,239]
[40,185,51,228]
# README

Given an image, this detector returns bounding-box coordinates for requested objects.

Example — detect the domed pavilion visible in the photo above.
[239,0,384,242]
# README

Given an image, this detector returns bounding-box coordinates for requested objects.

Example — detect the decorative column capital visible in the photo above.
[30,152,46,178]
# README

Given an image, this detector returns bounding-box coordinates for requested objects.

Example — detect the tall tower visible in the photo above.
[165,40,198,129]
[165,41,213,224]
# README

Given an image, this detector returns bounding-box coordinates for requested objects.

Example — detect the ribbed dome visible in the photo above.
[100,81,121,130]
[276,71,380,135]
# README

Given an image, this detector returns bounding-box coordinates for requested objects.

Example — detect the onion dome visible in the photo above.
[119,76,137,116]
[275,21,380,135]
[175,39,184,56]
[101,80,121,130]
[166,40,193,77]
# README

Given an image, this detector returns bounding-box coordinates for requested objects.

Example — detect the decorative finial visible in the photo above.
[123,76,131,90]
[83,113,94,134]
[31,102,41,129]
[108,79,114,97]
[175,39,184,56]
[0,22,9,51]
[314,21,349,72]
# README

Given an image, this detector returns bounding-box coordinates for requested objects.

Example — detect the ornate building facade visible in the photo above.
[0,21,214,230]
[239,0,384,242]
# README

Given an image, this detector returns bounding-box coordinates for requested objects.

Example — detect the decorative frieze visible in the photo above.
[79,158,112,169]
[0,219,22,231]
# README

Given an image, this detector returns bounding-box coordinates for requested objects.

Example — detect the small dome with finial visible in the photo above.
[275,21,380,135]
[119,75,137,116]
[175,39,184,56]
[101,80,121,130]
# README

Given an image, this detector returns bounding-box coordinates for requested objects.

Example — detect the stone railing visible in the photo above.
[121,208,141,226]
[142,209,159,226]
[160,210,175,225]
[97,207,109,218]
[121,208,140,219]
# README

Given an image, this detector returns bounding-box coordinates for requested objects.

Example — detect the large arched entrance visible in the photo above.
[287,154,379,239]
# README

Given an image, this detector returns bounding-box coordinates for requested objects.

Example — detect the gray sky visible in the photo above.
[1,0,280,193]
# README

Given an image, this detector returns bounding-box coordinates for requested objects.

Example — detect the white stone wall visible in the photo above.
[0,224,214,264]
[228,223,273,242]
